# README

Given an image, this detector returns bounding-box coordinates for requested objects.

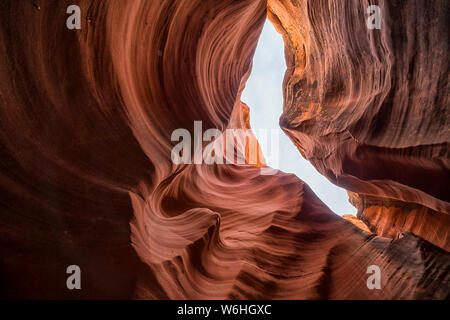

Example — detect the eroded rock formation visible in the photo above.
[0,0,448,299]
[269,0,449,250]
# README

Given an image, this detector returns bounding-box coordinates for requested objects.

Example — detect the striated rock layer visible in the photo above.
[0,0,448,299]
[269,0,449,250]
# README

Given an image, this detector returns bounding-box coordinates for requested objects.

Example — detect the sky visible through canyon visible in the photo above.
[241,20,357,216]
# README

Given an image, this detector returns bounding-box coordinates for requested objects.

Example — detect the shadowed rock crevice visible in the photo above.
[269,0,449,249]
[0,0,448,299]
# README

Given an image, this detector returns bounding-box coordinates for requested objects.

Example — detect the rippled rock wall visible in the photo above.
[269,0,449,250]
[0,0,448,299]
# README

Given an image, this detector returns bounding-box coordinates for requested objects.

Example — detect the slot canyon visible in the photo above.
[0,0,448,299]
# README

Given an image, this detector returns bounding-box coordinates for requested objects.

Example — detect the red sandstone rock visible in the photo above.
[269,0,450,250]
[0,0,448,299]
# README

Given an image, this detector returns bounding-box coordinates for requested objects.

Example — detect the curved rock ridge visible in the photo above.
[268,0,449,249]
[131,165,449,299]
[0,0,448,299]
[0,0,267,299]
[349,192,450,251]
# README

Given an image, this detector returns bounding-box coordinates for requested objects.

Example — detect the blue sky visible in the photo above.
[241,20,356,216]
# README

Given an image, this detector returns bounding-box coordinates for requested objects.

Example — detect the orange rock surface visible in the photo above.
[269,0,449,250]
[0,0,448,299]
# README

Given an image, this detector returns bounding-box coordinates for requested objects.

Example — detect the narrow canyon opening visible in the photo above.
[241,20,356,216]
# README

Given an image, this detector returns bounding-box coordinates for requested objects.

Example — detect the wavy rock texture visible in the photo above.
[0,0,448,299]
[269,0,449,249]
[349,192,450,251]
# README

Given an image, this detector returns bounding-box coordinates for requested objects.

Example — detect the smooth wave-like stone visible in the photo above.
[0,0,448,299]
[349,193,450,251]
[269,0,449,249]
